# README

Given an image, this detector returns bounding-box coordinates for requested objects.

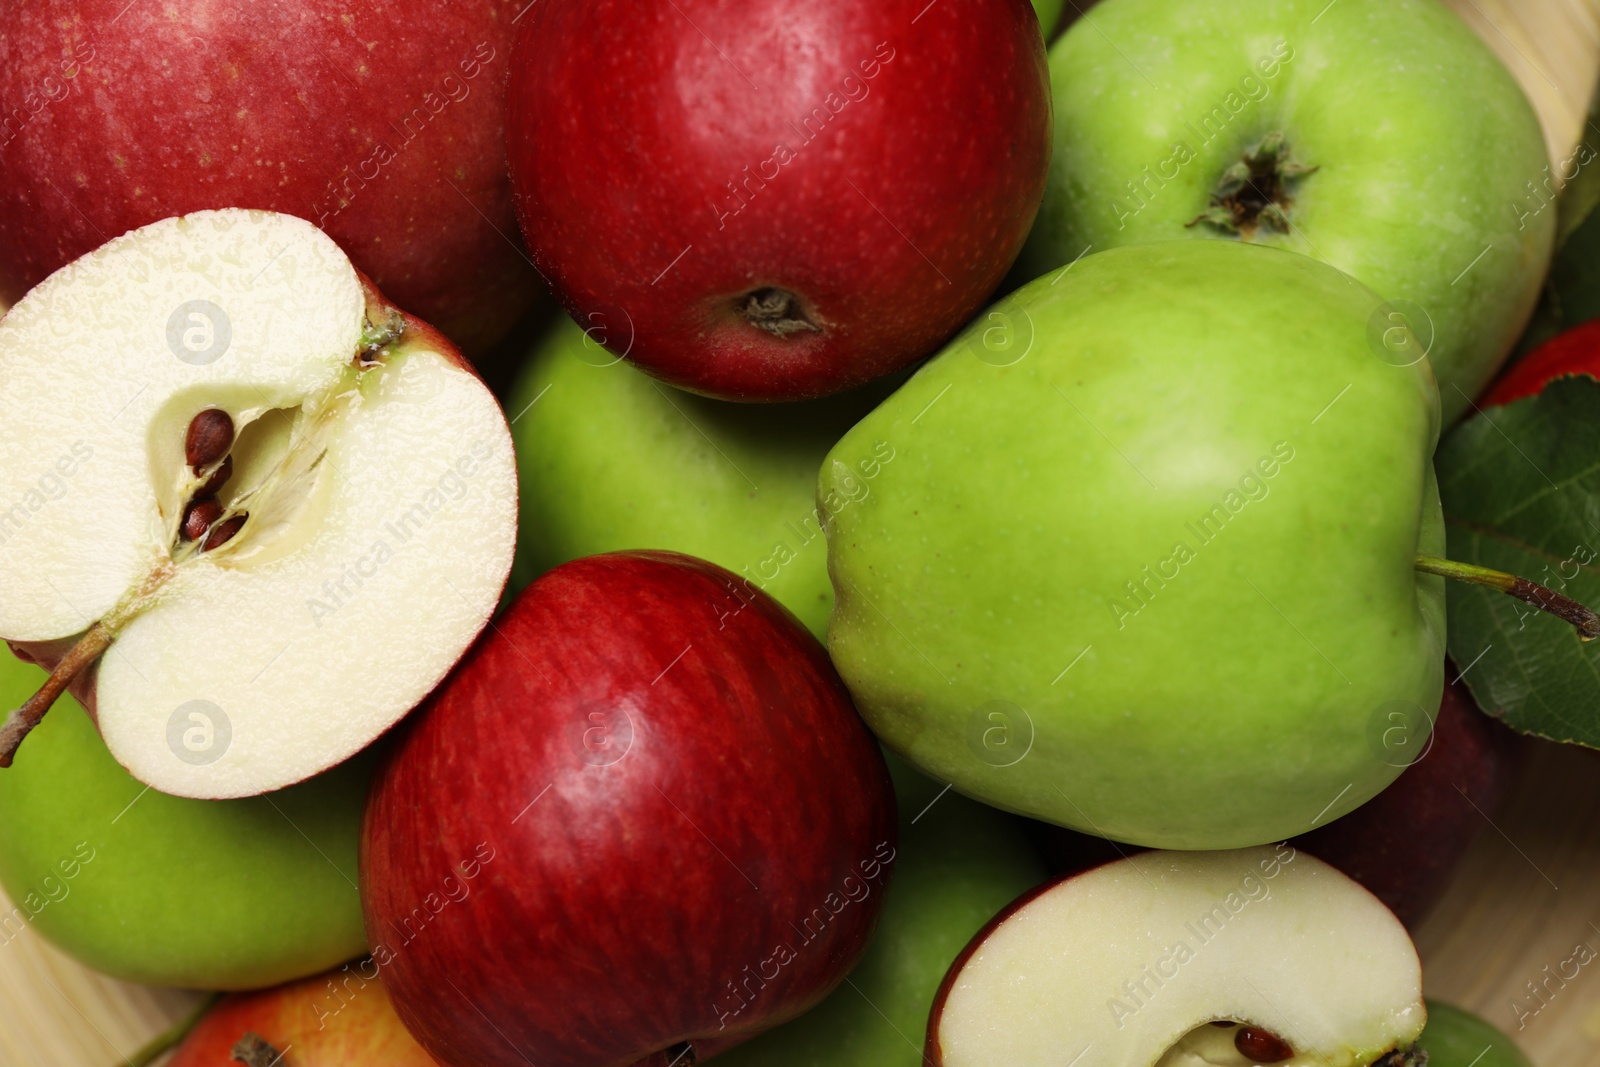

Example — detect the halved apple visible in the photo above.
[928,846,1426,1067]
[0,209,517,799]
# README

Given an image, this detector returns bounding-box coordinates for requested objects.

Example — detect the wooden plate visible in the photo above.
[1,1,1597,1064]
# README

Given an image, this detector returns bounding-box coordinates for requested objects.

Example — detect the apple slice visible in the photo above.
[928,846,1425,1067]
[0,209,516,799]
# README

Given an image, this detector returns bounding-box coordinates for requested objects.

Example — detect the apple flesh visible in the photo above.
[1019,0,1554,423]
[823,240,1445,849]
[0,209,517,798]
[927,847,1427,1067]
[0,644,368,989]
[506,0,1052,400]
[506,311,895,637]
[0,0,539,357]
[361,551,897,1067]
[166,962,439,1067]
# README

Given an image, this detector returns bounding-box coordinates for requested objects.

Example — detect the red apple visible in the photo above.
[0,0,537,355]
[1294,672,1522,929]
[506,0,1052,401]
[1484,318,1600,405]
[1029,669,1521,930]
[166,962,439,1066]
[360,551,897,1067]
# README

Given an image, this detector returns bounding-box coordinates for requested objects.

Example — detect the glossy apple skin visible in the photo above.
[168,963,439,1066]
[1485,318,1600,405]
[361,551,897,1067]
[506,0,1051,401]
[1420,1001,1533,1067]
[1019,0,1553,424]
[1295,672,1521,929]
[824,241,1445,849]
[713,755,1046,1067]
[1031,668,1521,929]
[0,0,536,356]
[506,313,893,637]
[0,647,367,989]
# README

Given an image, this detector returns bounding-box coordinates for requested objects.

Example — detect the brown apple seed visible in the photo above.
[198,454,234,497]
[185,408,234,471]
[181,498,223,542]
[1235,1026,1294,1063]
[201,512,247,551]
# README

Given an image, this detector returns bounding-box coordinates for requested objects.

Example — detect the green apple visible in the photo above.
[0,646,367,989]
[1018,0,1553,423]
[1421,1001,1534,1067]
[1031,0,1065,38]
[822,240,1445,849]
[507,313,887,637]
[713,754,1046,1067]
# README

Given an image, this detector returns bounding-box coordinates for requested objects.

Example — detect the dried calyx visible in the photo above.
[1188,132,1317,237]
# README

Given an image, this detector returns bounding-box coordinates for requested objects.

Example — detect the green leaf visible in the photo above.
[1436,375,1600,747]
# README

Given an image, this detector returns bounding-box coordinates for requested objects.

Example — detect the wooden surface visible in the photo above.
[1,1,1598,1065]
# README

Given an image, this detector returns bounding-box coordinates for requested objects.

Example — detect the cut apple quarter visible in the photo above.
[0,209,517,799]
[927,846,1426,1067]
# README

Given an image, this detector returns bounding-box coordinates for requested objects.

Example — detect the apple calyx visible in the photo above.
[230,1032,284,1067]
[1415,555,1600,640]
[1187,132,1317,236]
[0,290,424,770]
[741,286,823,338]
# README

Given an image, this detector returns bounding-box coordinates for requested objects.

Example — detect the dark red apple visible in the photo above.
[360,551,897,1067]
[1029,670,1521,929]
[506,0,1052,401]
[0,0,537,355]
[167,963,440,1067]
[1293,672,1522,928]
[1485,318,1600,405]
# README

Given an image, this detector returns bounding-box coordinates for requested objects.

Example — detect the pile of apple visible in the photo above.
[0,0,1580,1065]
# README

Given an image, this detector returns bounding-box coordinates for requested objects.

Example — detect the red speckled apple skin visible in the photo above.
[507,0,1052,401]
[361,550,897,1067]
[0,0,536,355]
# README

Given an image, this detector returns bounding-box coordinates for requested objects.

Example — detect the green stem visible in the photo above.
[1416,555,1600,640]
[127,992,222,1067]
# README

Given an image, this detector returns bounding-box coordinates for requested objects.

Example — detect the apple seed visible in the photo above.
[1235,1026,1294,1063]
[198,454,234,498]
[202,513,248,552]
[185,408,235,472]
[181,498,223,543]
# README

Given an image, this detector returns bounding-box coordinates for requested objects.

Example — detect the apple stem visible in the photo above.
[1415,555,1600,640]
[0,622,114,767]
[126,992,221,1067]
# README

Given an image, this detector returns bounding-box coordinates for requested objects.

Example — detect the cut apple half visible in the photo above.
[928,846,1426,1067]
[0,209,517,798]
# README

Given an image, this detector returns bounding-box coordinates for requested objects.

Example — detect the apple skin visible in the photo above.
[712,755,1046,1067]
[0,0,537,356]
[506,0,1052,401]
[506,312,892,636]
[0,647,368,990]
[1420,1001,1534,1067]
[823,240,1445,849]
[360,551,898,1067]
[1017,0,1553,424]
[1295,670,1521,929]
[1485,317,1600,405]
[1031,666,1522,929]
[1031,0,1066,38]
[167,964,439,1066]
